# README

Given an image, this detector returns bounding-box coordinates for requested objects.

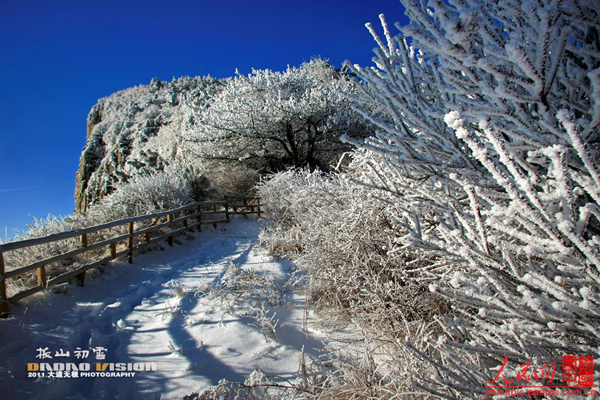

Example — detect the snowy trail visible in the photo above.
[0,219,326,399]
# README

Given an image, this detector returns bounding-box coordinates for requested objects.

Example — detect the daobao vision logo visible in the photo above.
[27,346,156,379]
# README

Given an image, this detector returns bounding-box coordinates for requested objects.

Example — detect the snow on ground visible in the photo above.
[0,218,327,399]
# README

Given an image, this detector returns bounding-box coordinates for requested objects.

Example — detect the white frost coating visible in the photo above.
[256,0,600,398]
[191,58,371,171]
[444,111,463,130]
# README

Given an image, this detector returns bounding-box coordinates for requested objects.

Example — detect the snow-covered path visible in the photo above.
[0,219,326,399]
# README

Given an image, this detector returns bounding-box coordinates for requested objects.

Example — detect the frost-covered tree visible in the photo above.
[338,0,600,397]
[260,0,600,397]
[186,59,373,172]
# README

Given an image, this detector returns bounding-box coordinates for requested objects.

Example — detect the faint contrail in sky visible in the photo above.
[0,182,72,194]
[0,186,41,194]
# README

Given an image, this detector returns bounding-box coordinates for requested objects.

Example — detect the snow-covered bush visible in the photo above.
[258,168,452,395]
[87,167,192,219]
[261,0,600,397]
[343,0,600,397]
[205,261,293,343]
[185,372,306,400]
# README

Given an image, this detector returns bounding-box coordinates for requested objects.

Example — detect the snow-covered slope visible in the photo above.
[0,219,326,399]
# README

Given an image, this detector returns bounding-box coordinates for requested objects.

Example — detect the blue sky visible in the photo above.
[0,0,408,240]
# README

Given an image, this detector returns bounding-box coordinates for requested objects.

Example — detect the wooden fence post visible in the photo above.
[257,198,262,218]
[127,222,134,264]
[197,204,202,232]
[212,204,218,229]
[77,233,88,285]
[37,265,47,289]
[167,214,174,246]
[110,242,117,259]
[225,196,230,223]
[0,252,7,317]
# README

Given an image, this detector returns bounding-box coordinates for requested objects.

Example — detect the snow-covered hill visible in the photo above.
[75,76,223,211]
[74,60,374,212]
[0,219,327,399]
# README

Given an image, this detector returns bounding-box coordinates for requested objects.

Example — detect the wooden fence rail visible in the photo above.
[0,195,261,317]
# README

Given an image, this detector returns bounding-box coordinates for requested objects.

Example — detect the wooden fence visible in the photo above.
[0,195,261,317]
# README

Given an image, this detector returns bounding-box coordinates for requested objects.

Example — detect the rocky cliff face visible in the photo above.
[75,76,222,211]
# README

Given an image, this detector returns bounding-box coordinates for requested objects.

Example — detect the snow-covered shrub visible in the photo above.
[333,0,600,397]
[185,373,305,400]
[248,304,279,342]
[87,167,193,219]
[5,215,88,295]
[259,167,451,318]
[258,168,452,396]
[207,261,290,334]
[260,0,600,397]
[186,356,326,399]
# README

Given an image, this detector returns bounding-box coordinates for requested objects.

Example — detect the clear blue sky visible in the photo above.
[0,0,408,240]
